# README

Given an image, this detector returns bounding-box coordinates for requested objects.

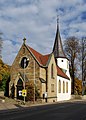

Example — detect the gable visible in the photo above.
[26,45,50,67]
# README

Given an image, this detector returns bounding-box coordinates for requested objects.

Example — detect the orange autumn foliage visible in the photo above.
[74,78,82,95]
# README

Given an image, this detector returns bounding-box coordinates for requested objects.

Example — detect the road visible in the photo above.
[0,101,86,120]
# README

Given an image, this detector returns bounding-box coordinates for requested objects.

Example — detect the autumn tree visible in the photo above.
[64,36,81,94]
[74,78,82,95]
[0,59,10,91]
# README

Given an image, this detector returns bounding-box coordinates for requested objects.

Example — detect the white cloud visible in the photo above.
[0,0,86,65]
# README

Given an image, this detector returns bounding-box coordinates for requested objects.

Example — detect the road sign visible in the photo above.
[19,90,22,96]
[44,92,48,98]
[22,89,27,97]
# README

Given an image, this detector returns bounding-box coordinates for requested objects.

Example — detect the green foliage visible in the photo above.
[0,73,10,91]
[0,59,10,91]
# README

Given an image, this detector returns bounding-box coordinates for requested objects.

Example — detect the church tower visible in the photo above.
[53,18,66,59]
[53,18,70,78]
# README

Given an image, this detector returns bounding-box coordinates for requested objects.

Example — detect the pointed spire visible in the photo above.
[53,16,66,58]
[57,15,59,25]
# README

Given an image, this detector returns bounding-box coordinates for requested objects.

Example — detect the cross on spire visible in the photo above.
[23,37,26,44]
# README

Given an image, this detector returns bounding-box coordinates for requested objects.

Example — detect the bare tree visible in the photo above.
[0,32,3,58]
[64,36,81,94]
[82,37,86,95]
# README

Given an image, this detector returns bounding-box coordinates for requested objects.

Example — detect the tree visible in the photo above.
[64,36,81,94]
[0,73,10,91]
[74,78,82,95]
[0,32,3,58]
[81,37,86,95]
[0,59,10,92]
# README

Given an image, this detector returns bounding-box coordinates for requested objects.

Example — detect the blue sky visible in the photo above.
[0,0,86,65]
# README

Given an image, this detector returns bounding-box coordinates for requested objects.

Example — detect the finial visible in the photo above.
[23,37,26,44]
[57,15,59,24]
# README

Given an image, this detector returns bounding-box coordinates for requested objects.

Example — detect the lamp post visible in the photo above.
[23,58,26,104]
[23,57,29,104]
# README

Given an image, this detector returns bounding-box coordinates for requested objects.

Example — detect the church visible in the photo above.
[9,21,71,102]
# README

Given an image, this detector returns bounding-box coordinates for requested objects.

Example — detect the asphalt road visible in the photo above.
[0,101,86,120]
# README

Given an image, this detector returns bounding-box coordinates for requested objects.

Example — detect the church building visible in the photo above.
[9,20,71,102]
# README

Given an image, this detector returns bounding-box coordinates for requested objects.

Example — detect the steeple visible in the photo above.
[53,17,66,58]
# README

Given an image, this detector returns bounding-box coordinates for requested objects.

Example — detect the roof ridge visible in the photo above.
[26,45,50,66]
[27,45,42,56]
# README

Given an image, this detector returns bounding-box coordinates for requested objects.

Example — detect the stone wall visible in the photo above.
[10,44,42,98]
[71,95,86,100]
[47,54,57,102]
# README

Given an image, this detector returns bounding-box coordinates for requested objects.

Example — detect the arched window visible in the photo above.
[66,82,68,93]
[63,81,65,93]
[17,78,23,86]
[51,64,54,78]
[58,80,61,93]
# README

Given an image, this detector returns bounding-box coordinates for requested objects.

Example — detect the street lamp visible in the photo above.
[23,58,35,103]
[23,57,29,104]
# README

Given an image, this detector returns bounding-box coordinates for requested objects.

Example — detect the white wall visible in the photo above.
[57,58,70,78]
[57,76,71,101]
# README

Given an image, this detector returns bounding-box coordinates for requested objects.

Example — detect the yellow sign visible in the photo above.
[22,89,27,97]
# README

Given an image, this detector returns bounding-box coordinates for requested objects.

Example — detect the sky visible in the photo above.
[0,0,86,65]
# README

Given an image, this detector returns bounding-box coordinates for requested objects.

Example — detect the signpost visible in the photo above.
[22,89,27,97]
[19,90,22,96]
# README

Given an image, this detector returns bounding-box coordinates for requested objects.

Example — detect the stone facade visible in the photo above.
[10,44,41,99]
[10,43,57,102]
[47,54,57,102]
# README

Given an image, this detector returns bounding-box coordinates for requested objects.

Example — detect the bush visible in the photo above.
[26,81,40,101]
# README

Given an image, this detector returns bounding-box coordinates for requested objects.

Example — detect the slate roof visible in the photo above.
[53,23,66,58]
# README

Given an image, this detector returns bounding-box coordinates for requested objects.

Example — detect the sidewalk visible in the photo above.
[0,97,19,110]
[0,97,42,110]
[0,97,86,111]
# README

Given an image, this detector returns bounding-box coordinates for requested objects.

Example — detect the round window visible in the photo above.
[20,57,29,68]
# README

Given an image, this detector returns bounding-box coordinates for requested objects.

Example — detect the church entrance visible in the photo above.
[16,78,23,100]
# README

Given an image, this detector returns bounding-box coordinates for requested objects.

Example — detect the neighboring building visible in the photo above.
[9,20,71,102]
